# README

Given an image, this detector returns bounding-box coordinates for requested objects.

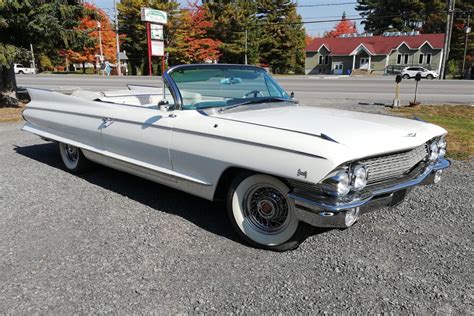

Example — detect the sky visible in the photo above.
[89,0,362,37]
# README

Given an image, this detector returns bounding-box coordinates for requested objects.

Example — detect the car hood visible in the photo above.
[213,104,446,159]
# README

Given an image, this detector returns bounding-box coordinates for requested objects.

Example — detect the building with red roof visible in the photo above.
[305,32,445,75]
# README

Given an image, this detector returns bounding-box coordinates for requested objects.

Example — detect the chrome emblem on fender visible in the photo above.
[297,169,308,179]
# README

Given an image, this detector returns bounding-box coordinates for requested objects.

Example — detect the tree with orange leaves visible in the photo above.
[325,12,357,38]
[64,3,119,72]
[168,1,221,65]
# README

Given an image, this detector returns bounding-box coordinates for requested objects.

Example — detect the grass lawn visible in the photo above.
[0,104,25,123]
[391,105,474,160]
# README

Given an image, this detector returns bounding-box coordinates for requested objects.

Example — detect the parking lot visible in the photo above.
[1,116,472,313]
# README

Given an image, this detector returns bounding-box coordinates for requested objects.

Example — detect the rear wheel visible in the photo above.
[18,70,24,74]
[58,142,92,173]
[227,173,309,251]
[402,74,410,79]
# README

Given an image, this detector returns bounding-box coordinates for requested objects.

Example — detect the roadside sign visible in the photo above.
[141,7,167,24]
[151,40,164,56]
[150,24,163,40]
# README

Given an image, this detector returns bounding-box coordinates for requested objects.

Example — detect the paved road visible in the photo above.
[1,118,473,313]
[17,74,474,106]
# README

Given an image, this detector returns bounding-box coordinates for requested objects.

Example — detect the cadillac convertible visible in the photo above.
[22,64,450,251]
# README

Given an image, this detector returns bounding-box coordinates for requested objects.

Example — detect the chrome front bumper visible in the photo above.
[288,158,451,228]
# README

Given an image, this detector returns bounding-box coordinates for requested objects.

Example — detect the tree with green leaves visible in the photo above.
[118,0,179,75]
[0,0,92,107]
[257,0,305,74]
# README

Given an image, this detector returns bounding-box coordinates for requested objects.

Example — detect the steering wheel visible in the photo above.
[243,90,264,98]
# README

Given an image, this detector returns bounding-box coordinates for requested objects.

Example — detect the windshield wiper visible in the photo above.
[219,97,295,113]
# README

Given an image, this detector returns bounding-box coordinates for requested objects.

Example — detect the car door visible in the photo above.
[99,102,174,181]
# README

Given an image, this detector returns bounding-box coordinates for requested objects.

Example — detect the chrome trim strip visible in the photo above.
[210,115,330,140]
[172,127,327,160]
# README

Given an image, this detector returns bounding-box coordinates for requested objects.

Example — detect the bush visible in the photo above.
[447,59,459,76]
[39,54,53,72]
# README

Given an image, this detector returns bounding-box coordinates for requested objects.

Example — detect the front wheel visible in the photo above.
[426,74,434,80]
[227,173,309,251]
[58,142,92,173]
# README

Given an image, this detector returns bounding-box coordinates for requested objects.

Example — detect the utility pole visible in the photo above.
[245,28,248,65]
[440,0,455,79]
[98,21,104,76]
[114,0,121,76]
[461,14,471,79]
[30,43,36,73]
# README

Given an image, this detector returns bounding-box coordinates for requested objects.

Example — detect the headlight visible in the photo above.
[352,165,367,191]
[437,136,447,157]
[322,170,351,197]
[335,171,351,196]
[429,141,439,161]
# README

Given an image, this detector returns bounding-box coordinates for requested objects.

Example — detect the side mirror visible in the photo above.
[158,99,169,111]
[415,72,422,82]
[290,92,295,99]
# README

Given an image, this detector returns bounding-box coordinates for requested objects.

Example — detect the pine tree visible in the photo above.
[205,0,259,64]
[356,0,424,34]
[257,0,305,74]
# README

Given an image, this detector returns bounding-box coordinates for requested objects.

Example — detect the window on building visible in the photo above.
[404,54,409,65]
[319,55,324,65]
[419,54,424,64]
[426,53,432,65]
[397,54,402,64]
[324,55,329,65]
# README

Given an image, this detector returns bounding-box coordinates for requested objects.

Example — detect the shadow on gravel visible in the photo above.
[15,142,326,248]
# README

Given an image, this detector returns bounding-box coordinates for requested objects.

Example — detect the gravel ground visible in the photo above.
[1,118,473,314]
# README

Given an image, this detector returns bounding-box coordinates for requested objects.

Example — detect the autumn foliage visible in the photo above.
[325,12,357,38]
[168,1,221,64]
[64,3,119,65]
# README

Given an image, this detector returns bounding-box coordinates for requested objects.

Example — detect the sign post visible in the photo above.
[141,7,167,76]
[392,74,402,107]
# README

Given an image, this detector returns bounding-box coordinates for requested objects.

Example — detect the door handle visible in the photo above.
[168,114,177,118]
[102,117,115,127]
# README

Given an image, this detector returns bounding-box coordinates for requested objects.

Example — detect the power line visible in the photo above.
[297,2,357,8]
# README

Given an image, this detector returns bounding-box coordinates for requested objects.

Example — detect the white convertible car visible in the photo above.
[22,64,450,251]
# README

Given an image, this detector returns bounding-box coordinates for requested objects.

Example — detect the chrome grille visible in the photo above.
[361,144,428,185]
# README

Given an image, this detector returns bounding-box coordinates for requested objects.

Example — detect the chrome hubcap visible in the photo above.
[64,144,78,163]
[244,185,290,234]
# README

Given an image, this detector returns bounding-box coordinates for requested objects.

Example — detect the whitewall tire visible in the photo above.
[227,173,307,251]
[58,142,91,173]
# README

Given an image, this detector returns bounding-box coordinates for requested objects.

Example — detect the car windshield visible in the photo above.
[169,65,291,110]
